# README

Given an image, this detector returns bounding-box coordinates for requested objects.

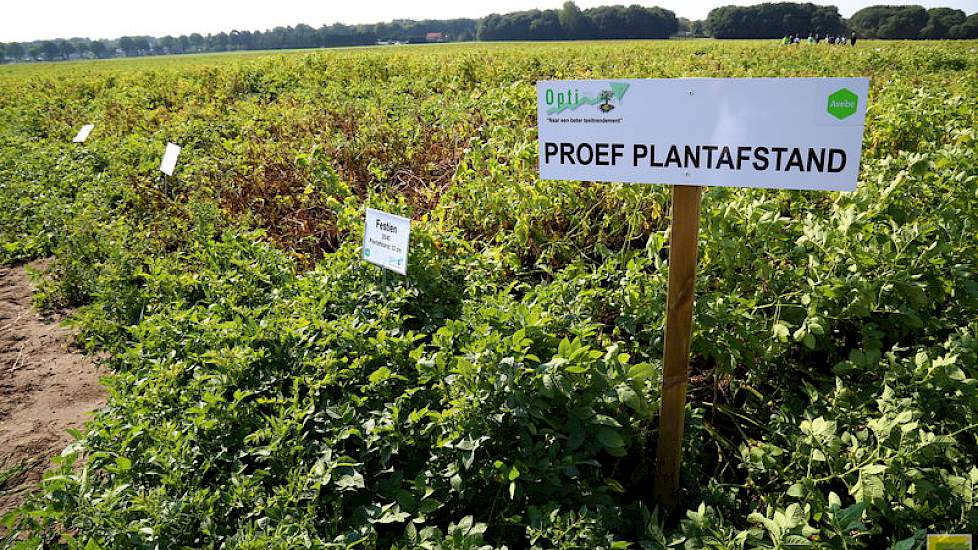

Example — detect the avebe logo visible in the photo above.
[827,88,858,120]
[927,534,972,550]
[545,82,630,115]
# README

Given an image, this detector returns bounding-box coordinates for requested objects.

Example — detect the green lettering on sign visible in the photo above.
[827,88,858,120]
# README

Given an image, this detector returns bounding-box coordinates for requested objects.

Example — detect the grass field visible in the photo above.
[1,39,977,548]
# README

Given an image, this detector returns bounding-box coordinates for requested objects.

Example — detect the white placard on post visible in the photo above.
[538,77,869,191]
[363,208,410,275]
[160,143,181,176]
[536,76,872,511]
[73,124,94,143]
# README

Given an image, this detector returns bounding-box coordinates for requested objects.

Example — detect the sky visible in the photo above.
[2,0,975,43]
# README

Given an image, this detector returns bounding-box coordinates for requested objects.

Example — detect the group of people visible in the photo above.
[782,32,857,46]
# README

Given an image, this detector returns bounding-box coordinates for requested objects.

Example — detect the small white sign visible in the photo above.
[73,124,94,143]
[363,208,410,275]
[160,143,181,176]
[538,78,869,191]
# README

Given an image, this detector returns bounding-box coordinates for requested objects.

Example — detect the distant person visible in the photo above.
[793,35,801,44]
[827,35,835,44]
[814,33,821,43]
[782,34,790,45]
[808,33,814,44]
[850,32,857,46]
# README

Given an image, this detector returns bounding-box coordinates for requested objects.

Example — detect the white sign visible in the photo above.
[538,78,869,191]
[160,143,181,176]
[73,124,94,143]
[363,208,410,275]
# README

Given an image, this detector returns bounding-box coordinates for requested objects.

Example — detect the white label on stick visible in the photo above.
[160,143,181,176]
[538,78,869,191]
[363,208,410,275]
[73,124,94,143]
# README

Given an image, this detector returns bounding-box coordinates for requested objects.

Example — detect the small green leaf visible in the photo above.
[115,457,132,471]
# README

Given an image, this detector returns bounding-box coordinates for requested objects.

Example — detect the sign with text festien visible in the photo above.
[538,77,869,191]
[363,208,410,275]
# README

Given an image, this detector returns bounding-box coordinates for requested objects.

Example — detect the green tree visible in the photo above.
[159,35,177,54]
[585,5,677,39]
[6,42,24,61]
[133,37,150,54]
[849,5,928,39]
[40,41,59,61]
[558,1,589,38]
[189,33,204,52]
[529,10,563,40]
[706,3,844,39]
[207,32,229,51]
[921,7,966,39]
[58,39,75,60]
[118,36,136,56]
[228,30,243,50]
[949,13,978,38]
[89,40,109,58]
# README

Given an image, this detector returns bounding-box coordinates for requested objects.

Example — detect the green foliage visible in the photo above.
[1,40,977,548]
[849,6,932,39]
[706,3,846,39]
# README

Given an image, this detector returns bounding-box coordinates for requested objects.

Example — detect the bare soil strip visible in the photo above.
[0,260,106,518]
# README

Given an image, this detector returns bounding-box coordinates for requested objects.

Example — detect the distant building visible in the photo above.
[425,32,447,43]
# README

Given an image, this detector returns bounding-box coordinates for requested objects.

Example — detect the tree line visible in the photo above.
[0,19,475,63]
[1,2,976,64]
[477,4,677,41]
[706,3,977,39]
[0,3,677,63]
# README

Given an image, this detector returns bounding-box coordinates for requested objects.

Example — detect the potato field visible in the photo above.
[1,40,977,549]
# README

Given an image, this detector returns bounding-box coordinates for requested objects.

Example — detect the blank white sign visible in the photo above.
[160,143,181,176]
[73,124,94,143]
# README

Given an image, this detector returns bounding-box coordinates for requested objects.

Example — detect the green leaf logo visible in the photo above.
[545,82,630,115]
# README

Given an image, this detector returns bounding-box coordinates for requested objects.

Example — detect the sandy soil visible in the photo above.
[0,260,106,518]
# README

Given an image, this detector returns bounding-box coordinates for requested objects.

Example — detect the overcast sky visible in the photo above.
[2,0,975,42]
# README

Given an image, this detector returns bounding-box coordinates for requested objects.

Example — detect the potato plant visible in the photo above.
[1,40,977,549]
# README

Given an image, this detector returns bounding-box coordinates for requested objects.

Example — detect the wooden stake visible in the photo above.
[653,184,703,511]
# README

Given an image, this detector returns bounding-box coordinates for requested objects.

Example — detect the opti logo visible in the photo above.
[545,82,630,115]
[827,88,858,120]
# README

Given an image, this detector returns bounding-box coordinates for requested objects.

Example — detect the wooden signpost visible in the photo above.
[537,77,869,509]
[653,185,702,509]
